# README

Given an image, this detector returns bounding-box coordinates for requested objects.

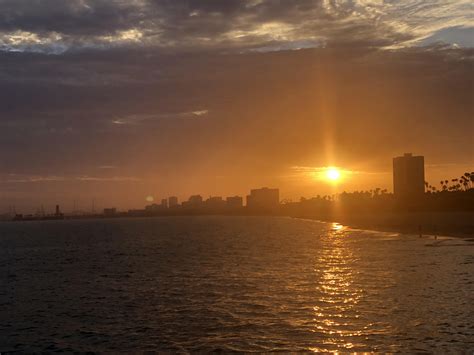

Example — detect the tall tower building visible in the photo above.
[393,153,425,198]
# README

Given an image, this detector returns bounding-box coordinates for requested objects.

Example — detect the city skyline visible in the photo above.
[6,152,473,218]
[2,152,473,214]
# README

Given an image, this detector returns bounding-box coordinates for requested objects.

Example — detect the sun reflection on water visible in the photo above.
[331,222,345,232]
[311,224,367,351]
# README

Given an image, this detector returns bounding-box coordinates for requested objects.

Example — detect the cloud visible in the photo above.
[0,0,471,54]
[291,166,389,176]
[1,174,65,183]
[0,173,141,183]
[111,110,209,125]
[291,166,361,179]
[98,165,117,169]
[75,176,141,182]
[191,110,209,116]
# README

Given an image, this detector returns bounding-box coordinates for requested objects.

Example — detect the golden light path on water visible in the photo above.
[310,223,394,352]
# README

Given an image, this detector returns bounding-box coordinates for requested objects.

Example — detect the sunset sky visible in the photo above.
[0,0,473,212]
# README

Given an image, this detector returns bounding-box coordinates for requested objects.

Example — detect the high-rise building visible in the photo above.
[161,199,168,208]
[246,187,280,210]
[393,153,425,197]
[168,196,178,208]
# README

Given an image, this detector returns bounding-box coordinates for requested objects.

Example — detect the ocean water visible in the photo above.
[0,216,473,352]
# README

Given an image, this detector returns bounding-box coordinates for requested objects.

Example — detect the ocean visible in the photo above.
[1,216,473,352]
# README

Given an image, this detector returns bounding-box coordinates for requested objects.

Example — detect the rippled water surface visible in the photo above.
[1,216,473,352]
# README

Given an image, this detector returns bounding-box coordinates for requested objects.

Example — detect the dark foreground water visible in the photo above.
[0,216,473,352]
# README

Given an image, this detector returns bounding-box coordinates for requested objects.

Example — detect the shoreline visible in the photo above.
[296,211,474,240]
[2,212,474,241]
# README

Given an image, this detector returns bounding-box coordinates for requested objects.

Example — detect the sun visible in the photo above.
[326,167,341,181]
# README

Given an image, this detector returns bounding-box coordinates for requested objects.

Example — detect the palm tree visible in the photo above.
[465,172,473,189]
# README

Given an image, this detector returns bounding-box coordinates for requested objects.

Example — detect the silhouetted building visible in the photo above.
[205,196,226,210]
[168,196,178,208]
[187,195,203,207]
[145,203,161,212]
[393,153,425,198]
[161,199,168,208]
[247,187,280,210]
[226,196,243,208]
[103,208,117,216]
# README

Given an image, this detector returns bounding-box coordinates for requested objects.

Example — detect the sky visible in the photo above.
[0,0,473,212]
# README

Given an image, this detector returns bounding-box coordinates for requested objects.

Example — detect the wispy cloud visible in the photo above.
[290,166,389,177]
[292,166,359,174]
[1,173,141,183]
[98,165,117,169]
[111,110,209,125]
[75,176,141,182]
[1,174,65,183]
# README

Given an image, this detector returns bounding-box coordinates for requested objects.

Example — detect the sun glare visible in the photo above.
[326,168,341,181]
